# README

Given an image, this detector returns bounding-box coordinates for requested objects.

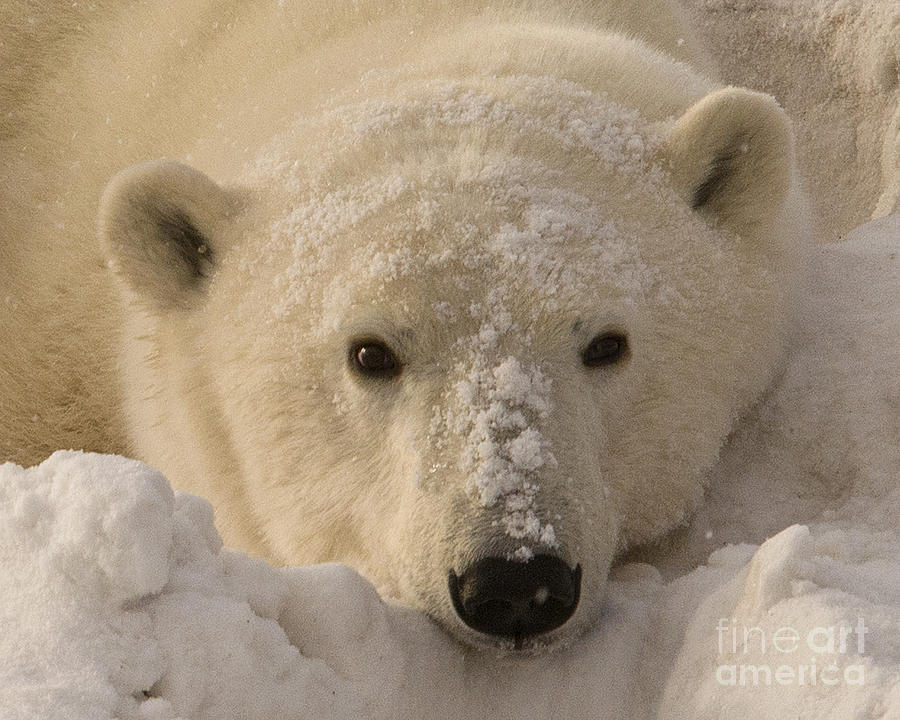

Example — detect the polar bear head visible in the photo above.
[100,79,797,652]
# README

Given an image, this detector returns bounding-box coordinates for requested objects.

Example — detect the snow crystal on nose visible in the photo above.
[493,357,551,415]
[455,355,554,505]
[507,427,545,472]
[448,336,558,550]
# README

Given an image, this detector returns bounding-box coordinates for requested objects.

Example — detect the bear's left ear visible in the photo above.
[99,160,238,310]
[664,88,793,235]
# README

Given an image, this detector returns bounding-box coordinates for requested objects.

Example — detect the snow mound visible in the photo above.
[4,427,899,719]
[682,0,899,236]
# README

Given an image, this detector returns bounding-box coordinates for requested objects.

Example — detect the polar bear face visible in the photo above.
[101,80,795,651]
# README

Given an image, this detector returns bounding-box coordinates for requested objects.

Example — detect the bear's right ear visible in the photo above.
[99,160,237,310]
[664,87,793,237]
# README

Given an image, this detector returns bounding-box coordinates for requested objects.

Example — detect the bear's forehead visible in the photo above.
[245,72,663,185]
[230,72,731,338]
[255,171,663,333]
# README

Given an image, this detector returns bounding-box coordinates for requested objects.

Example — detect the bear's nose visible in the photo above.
[448,555,581,642]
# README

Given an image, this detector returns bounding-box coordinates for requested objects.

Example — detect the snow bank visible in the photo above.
[3,455,897,720]
[682,0,899,236]
[0,451,660,720]
[4,225,900,720]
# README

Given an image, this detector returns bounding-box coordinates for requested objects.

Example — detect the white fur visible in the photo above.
[2,0,814,650]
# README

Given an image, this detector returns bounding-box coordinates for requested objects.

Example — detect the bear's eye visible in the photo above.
[349,339,401,379]
[582,332,628,368]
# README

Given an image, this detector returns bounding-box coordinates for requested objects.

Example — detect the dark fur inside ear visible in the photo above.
[148,203,214,282]
[691,143,742,210]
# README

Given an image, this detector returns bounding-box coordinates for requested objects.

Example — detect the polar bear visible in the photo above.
[1,0,821,651]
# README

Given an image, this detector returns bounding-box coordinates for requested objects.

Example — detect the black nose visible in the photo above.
[448,554,581,642]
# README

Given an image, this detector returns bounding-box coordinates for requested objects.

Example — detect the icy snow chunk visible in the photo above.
[492,357,551,416]
[512,546,535,562]
[657,513,900,719]
[736,524,811,617]
[506,428,546,472]
[0,452,172,718]
[0,454,664,719]
[1,450,174,605]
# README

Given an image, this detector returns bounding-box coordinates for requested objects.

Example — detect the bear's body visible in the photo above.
[3,0,895,651]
